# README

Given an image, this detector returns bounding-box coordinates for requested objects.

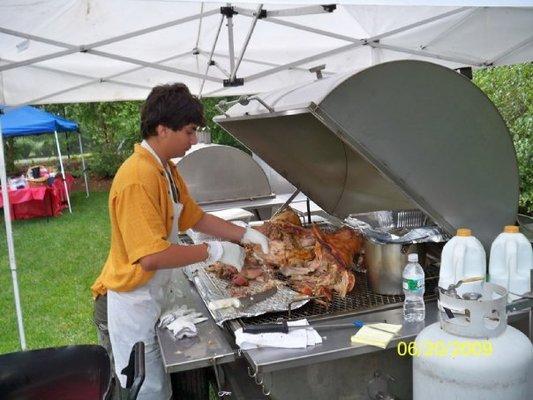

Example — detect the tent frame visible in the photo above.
[3,4,532,105]
[54,130,72,212]
[0,110,26,350]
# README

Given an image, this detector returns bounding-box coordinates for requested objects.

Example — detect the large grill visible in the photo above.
[237,265,439,326]
[209,60,520,400]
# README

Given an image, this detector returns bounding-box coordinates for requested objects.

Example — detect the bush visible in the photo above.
[473,63,533,215]
[46,102,141,178]
[201,97,249,153]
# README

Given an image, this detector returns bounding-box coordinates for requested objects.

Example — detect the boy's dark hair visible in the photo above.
[140,83,205,139]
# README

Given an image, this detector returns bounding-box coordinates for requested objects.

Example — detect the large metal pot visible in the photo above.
[364,240,423,295]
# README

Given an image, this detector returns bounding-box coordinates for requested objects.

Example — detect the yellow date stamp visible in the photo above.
[397,340,493,357]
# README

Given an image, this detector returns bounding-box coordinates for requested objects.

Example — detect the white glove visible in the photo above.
[205,241,245,271]
[241,227,270,254]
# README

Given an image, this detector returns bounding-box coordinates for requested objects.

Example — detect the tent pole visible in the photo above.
[77,131,89,197]
[0,114,27,350]
[66,132,71,159]
[234,4,335,18]
[489,34,533,65]
[54,130,72,212]
[370,42,482,66]
[195,2,204,50]
[419,8,480,51]
[226,6,236,76]
[199,15,225,97]
[230,4,263,82]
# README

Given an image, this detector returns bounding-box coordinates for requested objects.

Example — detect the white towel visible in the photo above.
[166,318,198,339]
[235,319,322,350]
[160,305,208,339]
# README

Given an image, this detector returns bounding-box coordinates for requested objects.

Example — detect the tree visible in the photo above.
[46,102,141,178]
[473,63,533,215]
[4,138,16,173]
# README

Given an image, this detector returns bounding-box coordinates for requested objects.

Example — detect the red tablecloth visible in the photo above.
[0,174,74,220]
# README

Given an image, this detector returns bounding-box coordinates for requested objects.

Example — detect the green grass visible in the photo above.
[0,191,110,353]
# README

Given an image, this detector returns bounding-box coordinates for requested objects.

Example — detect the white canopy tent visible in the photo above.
[1,0,532,349]
[1,1,533,105]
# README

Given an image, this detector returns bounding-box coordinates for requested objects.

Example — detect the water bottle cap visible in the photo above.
[456,228,471,237]
[408,253,418,262]
[504,225,519,233]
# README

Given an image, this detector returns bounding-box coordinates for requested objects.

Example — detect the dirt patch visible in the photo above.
[71,176,113,192]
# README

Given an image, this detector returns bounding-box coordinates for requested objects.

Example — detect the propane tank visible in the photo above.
[413,283,532,400]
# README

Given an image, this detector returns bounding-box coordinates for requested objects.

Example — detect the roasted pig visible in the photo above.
[207,208,363,301]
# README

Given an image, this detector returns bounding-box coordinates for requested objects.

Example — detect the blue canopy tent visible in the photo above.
[0,105,78,137]
[0,106,89,349]
[0,105,90,209]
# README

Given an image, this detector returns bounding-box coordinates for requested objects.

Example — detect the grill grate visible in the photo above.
[238,265,439,325]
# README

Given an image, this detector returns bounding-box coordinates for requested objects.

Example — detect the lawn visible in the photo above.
[0,191,110,353]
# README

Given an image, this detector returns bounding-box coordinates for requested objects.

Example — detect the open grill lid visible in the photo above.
[214,60,519,249]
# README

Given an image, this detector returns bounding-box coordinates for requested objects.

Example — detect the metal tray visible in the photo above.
[184,264,308,326]
[345,210,450,244]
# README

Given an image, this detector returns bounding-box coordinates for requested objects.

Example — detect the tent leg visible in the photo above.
[0,117,27,350]
[230,4,263,82]
[54,130,72,212]
[199,15,225,97]
[77,131,89,197]
[226,11,236,76]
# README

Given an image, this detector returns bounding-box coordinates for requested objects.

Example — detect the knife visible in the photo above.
[208,286,278,311]
[242,320,395,334]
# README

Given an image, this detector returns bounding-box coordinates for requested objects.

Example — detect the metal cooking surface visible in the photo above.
[238,265,439,326]
[184,263,308,326]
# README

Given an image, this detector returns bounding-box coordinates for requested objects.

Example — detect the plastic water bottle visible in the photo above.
[403,253,425,322]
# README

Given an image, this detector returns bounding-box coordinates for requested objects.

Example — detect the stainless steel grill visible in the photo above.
[185,221,441,328]
[237,265,439,326]
[210,60,520,400]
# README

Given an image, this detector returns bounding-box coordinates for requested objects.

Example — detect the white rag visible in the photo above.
[159,305,208,339]
[235,319,322,350]
[166,318,198,339]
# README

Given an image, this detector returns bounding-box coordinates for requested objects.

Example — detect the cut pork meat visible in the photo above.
[205,208,363,301]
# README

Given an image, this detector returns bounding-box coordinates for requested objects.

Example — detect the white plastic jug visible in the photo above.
[489,225,533,301]
[438,228,486,296]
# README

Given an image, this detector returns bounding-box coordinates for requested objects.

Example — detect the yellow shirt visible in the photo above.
[91,144,204,297]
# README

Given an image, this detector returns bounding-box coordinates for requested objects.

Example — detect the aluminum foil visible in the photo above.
[184,263,308,326]
[345,210,450,244]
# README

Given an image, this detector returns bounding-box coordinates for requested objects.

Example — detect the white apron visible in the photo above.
[107,141,183,400]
